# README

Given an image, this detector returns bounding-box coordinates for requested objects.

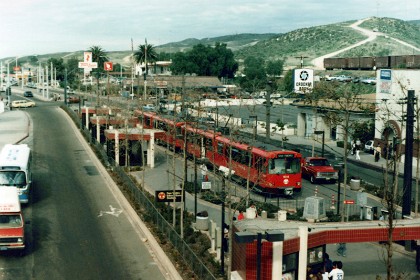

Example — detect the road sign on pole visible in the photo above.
[104,62,113,71]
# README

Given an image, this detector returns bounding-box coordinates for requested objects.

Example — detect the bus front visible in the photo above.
[267,153,302,196]
[0,169,30,203]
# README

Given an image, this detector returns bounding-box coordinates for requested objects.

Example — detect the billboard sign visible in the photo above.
[294,69,314,94]
[104,62,113,71]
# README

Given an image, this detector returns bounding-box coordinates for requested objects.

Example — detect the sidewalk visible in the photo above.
[0,110,31,150]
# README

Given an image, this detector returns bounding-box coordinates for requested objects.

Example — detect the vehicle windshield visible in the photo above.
[0,171,27,187]
[0,214,22,228]
[309,159,330,166]
[269,157,301,174]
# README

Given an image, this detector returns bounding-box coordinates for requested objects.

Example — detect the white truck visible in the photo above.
[0,187,25,251]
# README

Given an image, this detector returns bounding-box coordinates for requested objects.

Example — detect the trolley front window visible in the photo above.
[268,157,300,174]
[0,171,27,187]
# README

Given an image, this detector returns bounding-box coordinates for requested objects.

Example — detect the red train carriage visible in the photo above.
[136,110,303,196]
[183,124,303,196]
[136,110,186,151]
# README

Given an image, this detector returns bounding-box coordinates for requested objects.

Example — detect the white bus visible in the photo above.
[0,144,32,203]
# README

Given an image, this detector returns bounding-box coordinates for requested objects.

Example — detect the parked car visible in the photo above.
[23,91,33,97]
[11,100,36,108]
[142,104,156,111]
[335,75,353,82]
[197,116,216,126]
[361,77,376,85]
[325,75,339,81]
[302,157,338,184]
[364,140,374,154]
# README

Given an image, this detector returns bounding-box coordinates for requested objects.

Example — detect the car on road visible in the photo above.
[11,100,36,108]
[23,91,33,97]
[364,140,374,154]
[67,96,80,103]
[302,157,338,184]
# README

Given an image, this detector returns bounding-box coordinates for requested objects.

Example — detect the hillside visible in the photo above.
[234,17,420,68]
[2,17,419,70]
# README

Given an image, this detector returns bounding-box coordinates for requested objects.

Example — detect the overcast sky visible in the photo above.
[0,0,419,59]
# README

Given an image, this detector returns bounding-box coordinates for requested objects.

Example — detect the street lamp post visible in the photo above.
[250,115,257,141]
[235,230,284,280]
[314,130,325,157]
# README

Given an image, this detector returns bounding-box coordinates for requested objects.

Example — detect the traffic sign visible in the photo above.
[344,200,355,204]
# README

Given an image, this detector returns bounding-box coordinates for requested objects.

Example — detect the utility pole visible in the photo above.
[403,90,415,217]
[295,55,309,68]
[266,81,272,141]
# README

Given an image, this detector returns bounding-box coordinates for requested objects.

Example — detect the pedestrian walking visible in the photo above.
[374,145,381,162]
[355,145,361,160]
[324,253,333,273]
[337,243,347,257]
[351,141,355,155]
[200,163,208,181]
[328,261,344,280]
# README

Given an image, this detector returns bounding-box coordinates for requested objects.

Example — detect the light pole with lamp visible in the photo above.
[218,166,235,275]
[249,115,257,141]
[235,230,284,280]
[314,130,325,157]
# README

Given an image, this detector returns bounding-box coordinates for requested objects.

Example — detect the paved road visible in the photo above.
[0,94,179,279]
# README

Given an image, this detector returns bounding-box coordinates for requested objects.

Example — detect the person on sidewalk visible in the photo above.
[328,261,344,280]
[355,145,361,160]
[337,243,347,256]
[374,145,381,162]
[200,163,208,181]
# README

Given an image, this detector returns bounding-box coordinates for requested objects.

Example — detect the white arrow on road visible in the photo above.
[98,205,123,217]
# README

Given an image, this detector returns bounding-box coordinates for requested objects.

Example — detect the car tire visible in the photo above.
[310,176,316,184]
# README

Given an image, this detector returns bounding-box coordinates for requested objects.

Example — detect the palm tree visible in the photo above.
[88,45,109,105]
[89,45,109,68]
[133,42,158,76]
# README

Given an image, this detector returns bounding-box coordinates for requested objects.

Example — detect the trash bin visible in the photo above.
[350,178,361,190]
[196,211,209,231]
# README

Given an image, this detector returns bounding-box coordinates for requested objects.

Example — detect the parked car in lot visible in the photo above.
[142,104,156,111]
[302,157,338,184]
[197,116,216,126]
[364,140,374,154]
[11,100,36,108]
[361,77,376,85]
[335,75,353,82]
[23,91,33,97]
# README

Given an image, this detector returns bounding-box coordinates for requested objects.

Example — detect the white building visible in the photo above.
[375,69,420,162]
